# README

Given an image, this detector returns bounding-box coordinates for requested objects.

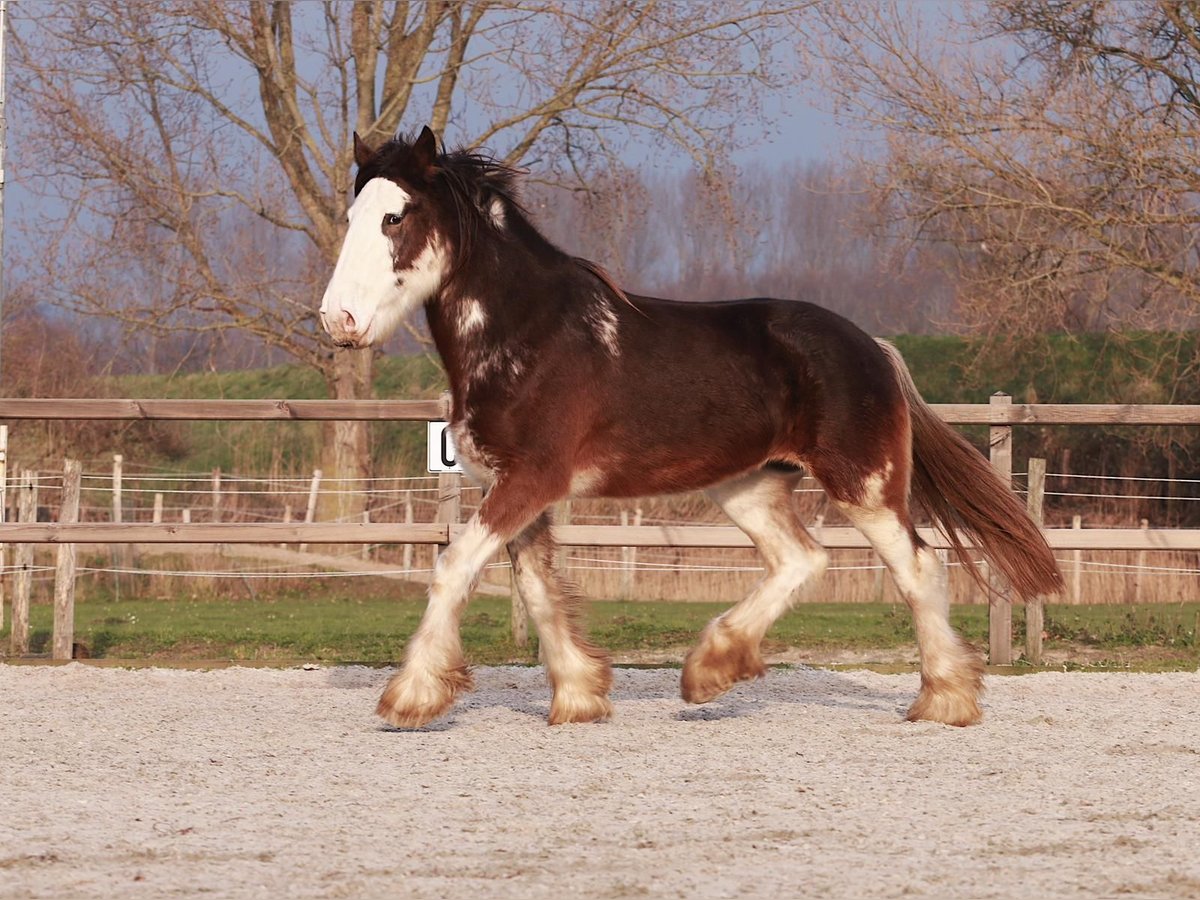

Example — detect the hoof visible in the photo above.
[376,665,473,729]
[547,650,614,724]
[680,620,766,704]
[549,689,614,725]
[906,655,985,727]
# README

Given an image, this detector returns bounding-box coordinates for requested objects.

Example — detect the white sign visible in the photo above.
[427,421,463,473]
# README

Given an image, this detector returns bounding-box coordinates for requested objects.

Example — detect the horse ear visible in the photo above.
[412,125,438,179]
[353,132,376,168]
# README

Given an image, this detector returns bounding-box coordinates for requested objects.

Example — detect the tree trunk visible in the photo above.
[319,346,373,525]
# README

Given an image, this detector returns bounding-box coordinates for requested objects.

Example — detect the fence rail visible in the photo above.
[4,397,1200,424]
[2,395,1200,666]
[0,522,1196,551]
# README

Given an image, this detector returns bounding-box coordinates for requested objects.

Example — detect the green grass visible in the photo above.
[4,589,1198,670]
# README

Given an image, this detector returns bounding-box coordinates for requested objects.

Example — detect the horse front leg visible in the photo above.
[377,476,555,728]
[376,515,505,727]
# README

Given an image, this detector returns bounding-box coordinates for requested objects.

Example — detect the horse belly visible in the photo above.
[577,415,782,499]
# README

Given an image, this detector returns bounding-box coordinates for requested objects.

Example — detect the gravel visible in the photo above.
[2,664,1198,899]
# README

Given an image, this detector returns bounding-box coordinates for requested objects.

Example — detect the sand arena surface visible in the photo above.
[1,664,1198,899]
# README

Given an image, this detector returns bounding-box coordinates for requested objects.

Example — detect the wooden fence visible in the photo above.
[2,394,1200,666]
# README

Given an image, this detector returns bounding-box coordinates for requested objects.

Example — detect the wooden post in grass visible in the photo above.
[112,453,132,595]
[1071,515,1083,605]
[509,565,529,649]
[0,424,7,631]
[620,507,643,599]
[52,459,82,660]
[11,470,36,655]
[150,493,165,597]
[435,470,461,560]
[111,454,123,525]
[1025,457,1046,664]
[988,393,1013,665]
[402,496,414,572]
[280,503,293,549]
[210,468,222,523]
[298,469,322,554]
[1133,518,1149,604]
[556,500,571,574]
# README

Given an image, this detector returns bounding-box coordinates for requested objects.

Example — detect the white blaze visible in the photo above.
[319,177,446,346]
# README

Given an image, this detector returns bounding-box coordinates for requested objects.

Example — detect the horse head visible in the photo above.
[319,125,520,349]
[319,126,449,349]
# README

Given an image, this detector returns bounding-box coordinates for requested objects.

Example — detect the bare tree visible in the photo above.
[12,0,808,518]
[532,160,953,332]
[810,1,1200,352]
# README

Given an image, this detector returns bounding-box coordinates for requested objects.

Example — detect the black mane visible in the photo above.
[361,130,632,309]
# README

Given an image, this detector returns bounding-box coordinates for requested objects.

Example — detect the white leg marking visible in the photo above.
[414,517,504,665]
[709,472,828,643]
[837,495,983,726]
[683,470,827,704]
[378,516,503,726]
[511,530,612,724]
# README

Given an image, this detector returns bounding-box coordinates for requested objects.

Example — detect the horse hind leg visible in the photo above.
[826,465,984,726]
[508,513,613,724]
[682,469,829,704]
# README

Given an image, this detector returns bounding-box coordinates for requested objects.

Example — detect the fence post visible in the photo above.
[52,460,82,661]
[112,453,133,594]
[150,492,165,597]
[620,507,643,599]
[509,564,529,649]
[280,503,293,549]
[11,470,37,655]
[0,424,7,631]
[1025,457,1046,665]
[1132,518,1149,603]
[361,509,371,561]
[298,468,322,554]
[988,392,1013,665]
[1071,514,1082,605]
[211,467,222,523]
[435,470,462,559]
[402,495,414,572]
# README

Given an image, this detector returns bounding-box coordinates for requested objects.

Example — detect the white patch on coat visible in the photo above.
[585,296,619,356]
[465,345,525,385]
[457,298,487,335]
[319,177,447,347]
[450,420,497,488]
[569,467,604,497]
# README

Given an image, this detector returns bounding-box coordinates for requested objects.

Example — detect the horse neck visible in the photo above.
[424,247,571,413]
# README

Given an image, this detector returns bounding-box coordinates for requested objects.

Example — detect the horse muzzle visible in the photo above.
[321,307,374,349]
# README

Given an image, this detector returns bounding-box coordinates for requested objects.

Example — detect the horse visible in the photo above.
[319,126,1063,729]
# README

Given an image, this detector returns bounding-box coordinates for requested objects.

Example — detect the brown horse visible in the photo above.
[319,126,1062,729]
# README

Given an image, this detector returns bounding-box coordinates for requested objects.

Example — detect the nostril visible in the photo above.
[342,310,357,332]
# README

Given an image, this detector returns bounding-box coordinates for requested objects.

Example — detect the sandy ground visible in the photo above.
[2,664,1199,899]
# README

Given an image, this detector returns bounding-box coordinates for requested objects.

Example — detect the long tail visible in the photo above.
[876,340,1063,600]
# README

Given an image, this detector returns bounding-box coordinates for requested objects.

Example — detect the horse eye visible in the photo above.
[383,213,404,227]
